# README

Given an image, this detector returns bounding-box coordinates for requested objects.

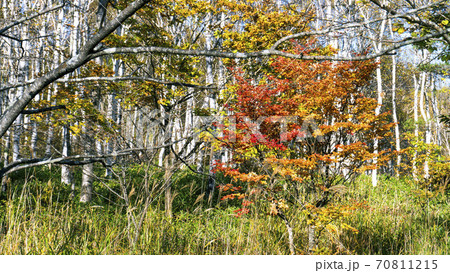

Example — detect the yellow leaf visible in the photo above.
[442,20,449,25]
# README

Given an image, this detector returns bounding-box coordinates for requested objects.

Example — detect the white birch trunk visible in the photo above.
[308,224,316,253]
[80,0,94,202]
[423,74,433,179]
[389,20,401,176]
[105,55,121,177]
[218,11,229,164]
[371,16,387,187]
[80,160,94,202]
[61,125,72,185]
[80,103,95,202]
[12,25,26,162]
[205,14,217,200]
[184,88,195,159]
[413,73,420,180]
[430,86,442,147]
[1,0,12,191]
[30,15,47,158]
[61,0,78,186]
[46,1,66,157]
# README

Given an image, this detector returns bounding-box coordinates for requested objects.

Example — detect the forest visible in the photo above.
[0,0,449,255]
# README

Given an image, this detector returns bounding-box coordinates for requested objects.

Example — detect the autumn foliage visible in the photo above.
[214,43,394,251]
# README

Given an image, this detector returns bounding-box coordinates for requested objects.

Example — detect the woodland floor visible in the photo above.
[0,166,448,255]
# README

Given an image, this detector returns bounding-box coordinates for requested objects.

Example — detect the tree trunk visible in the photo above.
[389,20,401,177]
[80,120,95,202]
[96,0,110,30]
[308,224,316,254]
[45,2,66,158]
[105,26,122,177]
[12,26,27,162]
[1,131,10,193]
[204,10,217,201]
[61,124,73,186]
[80,163,94,203]
[80,80,95,202]
[371,16,387,187]
[80,3,94,202]
[279,214,295,255]
[164,151,173,218]
[413,73,419,180]
[422,74,433,179]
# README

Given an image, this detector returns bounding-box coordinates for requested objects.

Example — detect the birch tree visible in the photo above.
[388,19,401,177]
[0,0,449,205]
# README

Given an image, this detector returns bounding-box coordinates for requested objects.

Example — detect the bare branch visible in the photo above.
[0,32,23,42]
[0,156,109,178]
[21,105,66,115]
[56,76,217,89]
[0,133,204,178]
[0,81,34,92]
[271,0,449,50]
[90,29,449,62]
[370,0,450,44]
[170,145,213,178]
[0,76,216,93]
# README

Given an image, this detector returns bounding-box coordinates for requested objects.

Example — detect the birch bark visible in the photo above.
[205,24,217,201]
[413,73,420,180]
[370,11,387,187]
[389,19,401,177]
[61,0,76,187]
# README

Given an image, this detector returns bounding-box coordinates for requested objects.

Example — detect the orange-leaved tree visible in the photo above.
[214,43,394,254]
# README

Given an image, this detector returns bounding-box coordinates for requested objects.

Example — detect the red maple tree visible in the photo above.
[215,43,394,253]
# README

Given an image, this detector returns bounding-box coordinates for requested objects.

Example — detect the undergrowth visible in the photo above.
[0,166,448,254]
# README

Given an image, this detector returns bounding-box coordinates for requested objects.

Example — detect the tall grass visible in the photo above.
[341,175,449,254]
[0,168,448,254]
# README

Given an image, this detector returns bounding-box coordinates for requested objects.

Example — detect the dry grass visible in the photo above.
[0,170,448,254]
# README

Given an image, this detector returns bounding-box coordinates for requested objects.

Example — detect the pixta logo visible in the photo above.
[146,109,324,143]
[195,115,324,143]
